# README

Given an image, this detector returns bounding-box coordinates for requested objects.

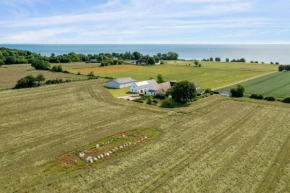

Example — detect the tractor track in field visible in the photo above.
[141,107,259,192]
[256,132,290,193]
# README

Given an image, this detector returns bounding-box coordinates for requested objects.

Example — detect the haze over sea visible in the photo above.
[1,44,290,64]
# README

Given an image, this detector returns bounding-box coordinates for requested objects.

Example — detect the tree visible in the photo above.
[171,81,197,103]
[133,52,141,60]
[0,59,4,66]
[35,74,45,85]
[210,57,213,61]
[157,74,165,84]
[148,57,155,65]
[215,57,221,62]
[31,60,51,70]
[226,58,230,62]
[194,60,199,67]
[230,85,245,97]
[279,65,285,72]
[88,71,97,79]
[15,75,36,89]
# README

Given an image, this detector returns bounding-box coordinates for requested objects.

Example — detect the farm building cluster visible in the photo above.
[106,77,204,96]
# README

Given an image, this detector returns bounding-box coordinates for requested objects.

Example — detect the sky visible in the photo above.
[0,0,289,44]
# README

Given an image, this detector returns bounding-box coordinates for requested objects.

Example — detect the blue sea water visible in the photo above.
[1,44,290,64]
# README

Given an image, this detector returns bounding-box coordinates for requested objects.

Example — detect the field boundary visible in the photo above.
[214,71,277,91]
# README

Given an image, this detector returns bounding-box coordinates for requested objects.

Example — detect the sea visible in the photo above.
[1,44,290,64]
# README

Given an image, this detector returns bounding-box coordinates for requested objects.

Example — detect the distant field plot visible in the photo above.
[68,61,277,89]
[0,64,87,90]
[52,62,100,70]
[217,72,290,98]
[1,80,290,192]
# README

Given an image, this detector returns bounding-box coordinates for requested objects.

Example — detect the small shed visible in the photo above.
[220,91,232,97]
[106,77,136,89]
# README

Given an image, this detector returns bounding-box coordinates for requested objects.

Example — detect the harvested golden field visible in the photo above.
[0,80,290,193]
[0,64,87,90]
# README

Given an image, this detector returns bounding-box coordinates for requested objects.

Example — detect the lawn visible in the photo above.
[216,72,290,98]
[1,80,290,192]
[0,64,87,90]
[67,61,277,89]
[107,87,130,97]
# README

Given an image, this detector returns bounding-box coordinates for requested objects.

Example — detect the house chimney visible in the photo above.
[170,80,177,87]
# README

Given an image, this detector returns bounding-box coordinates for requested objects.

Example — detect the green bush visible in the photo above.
[230,85,245,98]
[161,98,175,108]
[147,98,153,105]
[250,94,264,100]
[154,93,166,99]
[46,78,64,85]
[31,60,51,70]
[142,94,152,99]
[153,99,158,105]
[282,97,290,103]
[15,75,36,89]
[264,96,276,101]
[205,88,212,93]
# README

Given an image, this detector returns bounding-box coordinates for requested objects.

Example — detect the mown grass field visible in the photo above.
[1,80,290,192]
[0,64,87,90]
[217,72,290,98]
[68,61,277,89]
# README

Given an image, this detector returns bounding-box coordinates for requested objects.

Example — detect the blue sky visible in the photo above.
[0,0,289,44]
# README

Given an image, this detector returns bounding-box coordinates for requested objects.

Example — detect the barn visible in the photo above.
[106,77,136,89]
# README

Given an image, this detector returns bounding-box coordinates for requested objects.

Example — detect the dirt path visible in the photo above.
[213,71,277,91]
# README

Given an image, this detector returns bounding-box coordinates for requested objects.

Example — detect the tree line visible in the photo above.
[0,47,178,65]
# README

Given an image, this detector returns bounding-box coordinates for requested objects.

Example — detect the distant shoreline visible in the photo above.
[1,44,290,64]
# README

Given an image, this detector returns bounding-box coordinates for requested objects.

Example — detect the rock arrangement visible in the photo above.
[80,136,148,163]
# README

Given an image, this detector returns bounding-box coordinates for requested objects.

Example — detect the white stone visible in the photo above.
[96,144,100,148]
[93,157,98,161]
[86,156,93,163]
[79,152,85,158]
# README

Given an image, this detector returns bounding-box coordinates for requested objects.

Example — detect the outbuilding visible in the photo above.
[106,77,136,89]
[220,91,232,97]
[130,80,158,94]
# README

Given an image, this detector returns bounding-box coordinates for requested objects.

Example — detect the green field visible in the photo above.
[217,72,290,98]
[0,64,88,90]
[68,61,277,89]
[1,80,290,192]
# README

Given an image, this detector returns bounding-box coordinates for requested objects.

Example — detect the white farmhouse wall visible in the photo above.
[130,83,139,93]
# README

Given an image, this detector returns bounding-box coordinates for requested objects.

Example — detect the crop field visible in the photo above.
[1,80,290,192]
[0,64,87,90]
[217,72,290,98]
[67,61,277,89]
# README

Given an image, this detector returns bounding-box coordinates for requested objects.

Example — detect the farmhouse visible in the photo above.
[106,77,136,89]
[113,57,119,61]
[137,59,147,65]
[155,60,161,65]
[220,91,232,97]
[130,80,157,94]
[148,82,171,96]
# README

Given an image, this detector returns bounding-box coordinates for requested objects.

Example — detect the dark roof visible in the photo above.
[108,77,136,84]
